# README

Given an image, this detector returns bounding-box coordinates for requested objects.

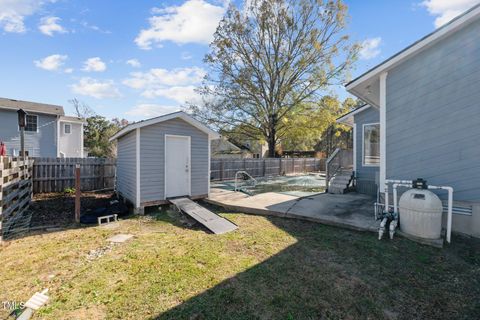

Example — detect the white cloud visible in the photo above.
[0,0,56,33]
[123,67,205,104]
[421,0,480,28]
[82,57,107,72]
[71,77,121,99]
[126,59,141,68]
[359,37,382,60]
[34,54,67,71]
[64,68,73,74]
[125,103,181,118]
[38,16,67,36]
[142,86,201,104]
[135,0,226,49]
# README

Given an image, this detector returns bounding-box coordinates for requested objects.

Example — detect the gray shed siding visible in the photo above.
[116,130,137,204]
[139,118,209,203]
[0,109,57,157]
[386,18,480,201]
[354,106,380,195]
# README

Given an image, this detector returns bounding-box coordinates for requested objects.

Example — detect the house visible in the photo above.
[0,97,85,157]
[109,111,220,214]
[341,4,480,237]
[211,137,252,159]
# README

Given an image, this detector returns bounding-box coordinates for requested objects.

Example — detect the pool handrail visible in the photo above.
[234,171,257,192]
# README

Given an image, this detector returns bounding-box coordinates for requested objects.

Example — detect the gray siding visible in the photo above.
[140,118,209,203]
[0,109,57,157]
[354,106,380,195]
[116,130,137,204]
[386,18,480,201]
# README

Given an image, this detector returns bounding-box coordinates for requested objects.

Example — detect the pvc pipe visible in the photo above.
[389,219,398,239]
[378,217,388,240]
[428,185,454,243]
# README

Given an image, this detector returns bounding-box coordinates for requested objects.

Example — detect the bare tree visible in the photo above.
[68,98,96,118]
[190,0,358,157]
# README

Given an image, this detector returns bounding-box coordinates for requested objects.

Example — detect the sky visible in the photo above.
[0,0,479,121]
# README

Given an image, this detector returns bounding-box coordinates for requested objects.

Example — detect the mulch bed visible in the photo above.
[30,191,115,229]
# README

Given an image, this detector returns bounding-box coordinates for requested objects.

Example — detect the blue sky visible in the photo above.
[0,0,478,120]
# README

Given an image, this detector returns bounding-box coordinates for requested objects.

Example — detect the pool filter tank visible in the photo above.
[399,180,443,239]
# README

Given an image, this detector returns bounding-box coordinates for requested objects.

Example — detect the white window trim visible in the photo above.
[19,114,39,133]
[64,123,72,134]
[362,122,380,167]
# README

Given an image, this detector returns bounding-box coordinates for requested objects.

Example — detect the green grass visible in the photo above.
[0,205,479,320]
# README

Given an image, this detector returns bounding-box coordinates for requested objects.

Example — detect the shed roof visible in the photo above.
[0,97,64,116]
[109,111,220,141]
[59,115,87,123]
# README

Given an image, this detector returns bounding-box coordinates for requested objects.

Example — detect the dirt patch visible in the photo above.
[30,191,116,229]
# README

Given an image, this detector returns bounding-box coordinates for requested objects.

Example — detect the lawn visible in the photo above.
[0,200,479,320]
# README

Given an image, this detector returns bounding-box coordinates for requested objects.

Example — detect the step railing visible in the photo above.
[325,148,353,191]
[234,171,257,192]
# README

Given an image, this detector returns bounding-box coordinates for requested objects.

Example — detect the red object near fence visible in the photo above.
[0,142,6,156]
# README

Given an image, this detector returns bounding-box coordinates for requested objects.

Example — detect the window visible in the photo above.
[363,123,380,166]
[25,115,38,132]
[64,123,71,134]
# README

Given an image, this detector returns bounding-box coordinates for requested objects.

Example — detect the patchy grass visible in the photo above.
[0,204,479,320]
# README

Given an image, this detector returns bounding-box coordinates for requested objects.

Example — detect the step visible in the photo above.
[328,186,345,194]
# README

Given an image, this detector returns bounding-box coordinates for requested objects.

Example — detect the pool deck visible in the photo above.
[206,188,380,232]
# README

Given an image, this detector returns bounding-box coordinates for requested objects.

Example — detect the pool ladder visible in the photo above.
[234,171,257,192]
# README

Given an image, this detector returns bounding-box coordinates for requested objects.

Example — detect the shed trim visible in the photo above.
[109,111,220,141]
[164,134,192,199]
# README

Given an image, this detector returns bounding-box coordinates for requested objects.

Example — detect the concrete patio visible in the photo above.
[206,188,380,232]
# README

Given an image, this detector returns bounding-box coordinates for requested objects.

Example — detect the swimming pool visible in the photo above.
[212,174,326,197]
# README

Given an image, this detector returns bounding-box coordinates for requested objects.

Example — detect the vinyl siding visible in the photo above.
[354,106,380,195]
[0,109,57,157]
[386,18,480,201]
[116,130,137,204]
[139,118,209,203]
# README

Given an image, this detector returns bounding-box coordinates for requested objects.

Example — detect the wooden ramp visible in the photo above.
[169,198,238,234]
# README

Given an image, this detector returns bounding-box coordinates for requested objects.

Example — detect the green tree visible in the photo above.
[191,0,358,157]
[84,116,121,158]
[316,97,360,156]
[279,96,350,151]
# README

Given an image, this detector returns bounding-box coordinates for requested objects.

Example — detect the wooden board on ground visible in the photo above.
[169,197,238,234]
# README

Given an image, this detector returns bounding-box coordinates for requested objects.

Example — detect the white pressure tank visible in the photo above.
[399,189,443,239]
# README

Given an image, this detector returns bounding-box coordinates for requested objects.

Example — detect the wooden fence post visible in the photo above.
[220,160,224,181]
[75,164,81,223]
[263,159,266,177]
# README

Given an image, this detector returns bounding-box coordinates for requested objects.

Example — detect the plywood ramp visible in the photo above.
[169,197,238,234]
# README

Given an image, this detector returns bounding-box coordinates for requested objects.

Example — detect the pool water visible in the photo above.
[213,174,326,197]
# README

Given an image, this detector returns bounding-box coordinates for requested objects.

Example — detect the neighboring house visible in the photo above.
[342,4,480,237]
[241,140,269,158]
[110,111,220,214]
[211,138,252,159]
[0,97,85,157]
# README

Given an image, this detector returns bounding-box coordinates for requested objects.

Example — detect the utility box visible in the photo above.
[399,189,443,239]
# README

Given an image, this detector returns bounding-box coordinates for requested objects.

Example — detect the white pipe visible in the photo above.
[428,185,454,243]
[389,219,398,239]
[378,217,388,240]
[392,183,413,214]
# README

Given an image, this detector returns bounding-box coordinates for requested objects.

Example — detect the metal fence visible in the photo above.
[32,157,116,193]
[211,158,325,181]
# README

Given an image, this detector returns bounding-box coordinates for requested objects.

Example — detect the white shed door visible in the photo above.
[165,135,191,198]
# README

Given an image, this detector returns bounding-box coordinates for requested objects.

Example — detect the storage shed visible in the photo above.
[110,111,220,214]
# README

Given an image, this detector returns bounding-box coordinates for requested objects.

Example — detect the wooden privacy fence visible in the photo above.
[32,157,116,193]
[211,158,325,181]
[0,157,34,241]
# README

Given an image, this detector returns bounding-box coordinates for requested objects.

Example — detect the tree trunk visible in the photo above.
[267,136,276,158]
